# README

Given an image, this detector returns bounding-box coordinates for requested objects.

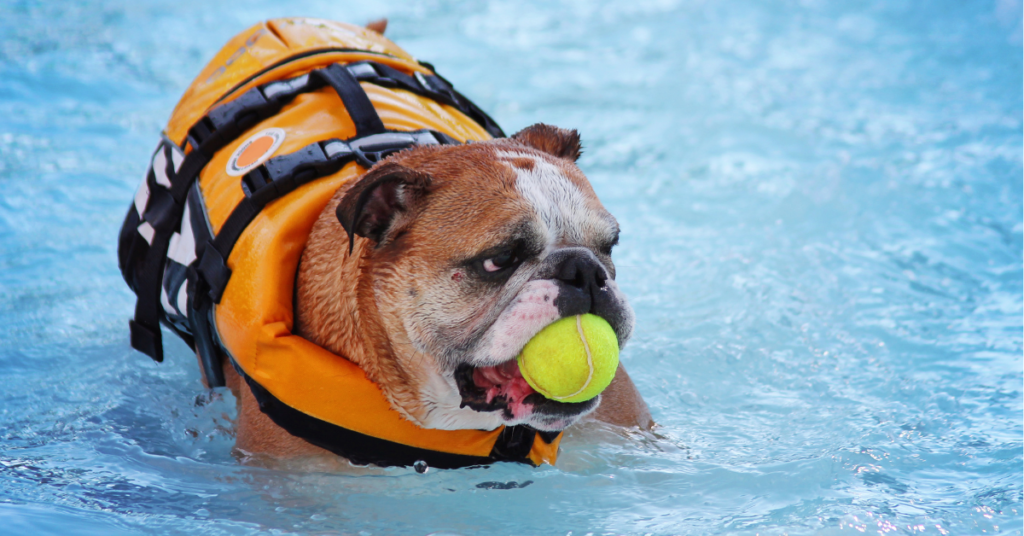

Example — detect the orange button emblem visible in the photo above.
[226,128,285,176]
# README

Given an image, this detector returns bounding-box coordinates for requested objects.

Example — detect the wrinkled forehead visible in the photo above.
[495,149,618,247]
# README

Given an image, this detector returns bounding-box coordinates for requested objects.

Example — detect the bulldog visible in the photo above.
[128,19,655,460]
[213,121,652,458]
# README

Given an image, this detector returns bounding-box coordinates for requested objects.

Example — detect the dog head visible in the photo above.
[322,124,634,432]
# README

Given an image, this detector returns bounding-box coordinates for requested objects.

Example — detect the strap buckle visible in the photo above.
[188,88,269,152]
[347,61,462,110]
[337,130,445,168]
[187,73,320,155]
[241,144,332,207]
[412,70,460,106]
[241,131,446,208]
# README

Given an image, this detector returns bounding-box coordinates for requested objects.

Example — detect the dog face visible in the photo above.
[335,124,634,432]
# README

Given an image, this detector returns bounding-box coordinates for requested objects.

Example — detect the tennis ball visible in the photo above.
[517,314,619,403]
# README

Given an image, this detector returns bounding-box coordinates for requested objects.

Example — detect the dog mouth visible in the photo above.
[454,360,599,431]
[455,360,537,419]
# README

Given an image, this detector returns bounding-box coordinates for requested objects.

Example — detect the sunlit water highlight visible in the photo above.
[0,1,1021,534]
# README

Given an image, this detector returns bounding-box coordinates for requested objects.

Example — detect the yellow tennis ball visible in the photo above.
[517,314,620,403]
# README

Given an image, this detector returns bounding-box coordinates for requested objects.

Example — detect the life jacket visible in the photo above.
[117,18,561,469]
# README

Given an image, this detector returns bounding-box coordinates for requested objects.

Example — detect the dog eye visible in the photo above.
[599,232,619,256]
[482,250,518,272]
[599,239,617,256]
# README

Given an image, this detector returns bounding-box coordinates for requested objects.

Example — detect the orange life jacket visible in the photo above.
[117,18,561,469]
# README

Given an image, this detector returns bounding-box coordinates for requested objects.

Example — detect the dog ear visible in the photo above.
[510,123,582,162]
[365,18,387,35]
[335,162,433,254]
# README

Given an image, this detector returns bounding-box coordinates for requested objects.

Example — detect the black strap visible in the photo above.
[489,425,536,461]
[347,61,505,139]
[196,129,456,304]
[318,64,385,136]
[235,359,556,468]
[128,145,180,363]
[184,183,226,388]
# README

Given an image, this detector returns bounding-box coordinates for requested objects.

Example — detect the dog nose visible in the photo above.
[546,248,630,344]
[555,255,608,292]
[553,251,610,317]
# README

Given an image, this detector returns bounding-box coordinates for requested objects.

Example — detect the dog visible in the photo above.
[123,17,651,463]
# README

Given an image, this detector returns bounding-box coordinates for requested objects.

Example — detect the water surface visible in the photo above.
[0,0,1021,534]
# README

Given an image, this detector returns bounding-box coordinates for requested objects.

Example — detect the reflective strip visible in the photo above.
[176,283,189,318]
[153,148,171,188]
[170,144,184,172]
[179,203,197,263]
[167,233,187,266]
[134,175,150,217]
[137,221,155,244]
[167,205,197,266]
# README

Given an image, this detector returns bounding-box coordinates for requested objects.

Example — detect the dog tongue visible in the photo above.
[473,360,536,418]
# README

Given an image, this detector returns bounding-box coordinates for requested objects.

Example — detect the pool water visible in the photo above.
[1,0,1021,534]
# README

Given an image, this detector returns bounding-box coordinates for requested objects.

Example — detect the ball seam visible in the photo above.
[553,315,595,401]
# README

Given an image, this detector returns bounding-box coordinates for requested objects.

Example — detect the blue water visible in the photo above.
[1,0,1021,534]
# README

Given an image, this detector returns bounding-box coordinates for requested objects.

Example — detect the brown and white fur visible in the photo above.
[213,22,651,460]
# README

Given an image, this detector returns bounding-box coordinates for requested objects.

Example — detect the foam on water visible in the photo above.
[0,0,1021,534]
